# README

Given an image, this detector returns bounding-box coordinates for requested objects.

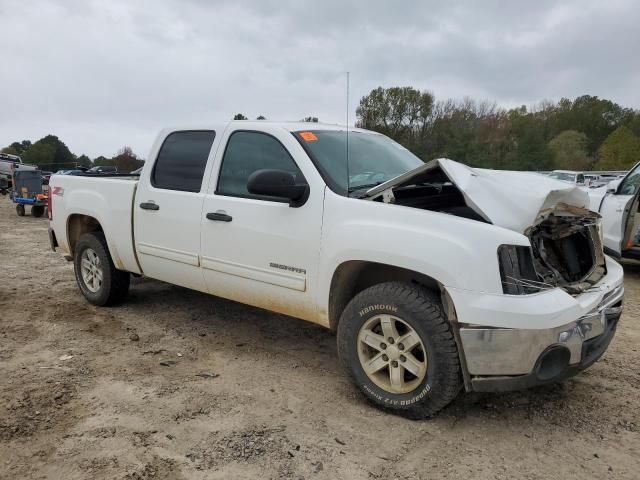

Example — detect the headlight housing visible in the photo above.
[497,244,544,295]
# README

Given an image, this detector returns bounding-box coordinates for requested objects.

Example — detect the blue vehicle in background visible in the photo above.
[10,169,48,217]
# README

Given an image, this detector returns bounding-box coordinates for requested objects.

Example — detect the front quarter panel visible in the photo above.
[317,190,530,312]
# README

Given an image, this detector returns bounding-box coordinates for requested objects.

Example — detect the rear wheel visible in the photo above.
[16,204,25,216]
[337,281,462,418]
[32,205,45,217]
[73,231,130,306]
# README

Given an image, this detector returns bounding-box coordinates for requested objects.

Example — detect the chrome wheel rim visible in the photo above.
[80,248,103,293]
[357,314,427,394]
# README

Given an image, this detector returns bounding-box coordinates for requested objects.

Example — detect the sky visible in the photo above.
[1,0,639,159]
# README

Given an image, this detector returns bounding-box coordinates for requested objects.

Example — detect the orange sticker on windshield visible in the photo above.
[299,131,318,142]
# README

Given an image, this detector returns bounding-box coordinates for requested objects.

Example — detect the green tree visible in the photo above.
[76,154,92,168]
[548,130,591,170]
[301,116,319,122]
[1,145,20,156]
[93,155,114,166]
[111,146,144,172]
[256,115,266,120]
[596,126,640,170]
[2,140,32,156]
[233,113,248,120]
[22,141,56,168]
[22,135,75,171]
[356,86,434,142]
[545,95,631,155]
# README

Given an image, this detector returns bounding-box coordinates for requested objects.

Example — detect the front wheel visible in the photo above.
[73,231,130,306]
[337,282,462,418]
[16,204,25,216]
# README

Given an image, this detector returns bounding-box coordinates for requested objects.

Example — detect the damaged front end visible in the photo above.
[362,159,607,296]
[525,204,605,295]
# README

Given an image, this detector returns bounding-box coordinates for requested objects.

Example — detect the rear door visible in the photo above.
[599,162,640,256]
[134,130,219,292]
[199,127,324,322]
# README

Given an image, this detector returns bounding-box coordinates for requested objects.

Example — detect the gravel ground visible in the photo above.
[1,195,639,479]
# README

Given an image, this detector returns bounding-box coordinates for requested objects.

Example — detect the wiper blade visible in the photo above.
[348,182,382,193]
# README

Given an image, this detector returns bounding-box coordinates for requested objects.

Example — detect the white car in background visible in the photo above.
[589,162,640,259]
[548,170,586,185]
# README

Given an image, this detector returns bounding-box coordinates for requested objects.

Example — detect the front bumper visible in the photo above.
[464,285,623,391]
[451,256,625,392]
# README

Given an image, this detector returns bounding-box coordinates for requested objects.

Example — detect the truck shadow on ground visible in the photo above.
[116,276,620,428]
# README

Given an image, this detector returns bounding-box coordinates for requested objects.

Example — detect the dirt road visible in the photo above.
[1,196,639,480]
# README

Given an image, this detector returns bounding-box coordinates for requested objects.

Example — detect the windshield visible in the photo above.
[548,172,576,182]
[294,130,423,195]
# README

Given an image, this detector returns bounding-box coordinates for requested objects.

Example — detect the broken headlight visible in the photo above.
[497,244,545,295]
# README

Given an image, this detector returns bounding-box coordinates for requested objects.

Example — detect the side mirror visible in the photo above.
[247,169,309,207]
[607,179,621,194]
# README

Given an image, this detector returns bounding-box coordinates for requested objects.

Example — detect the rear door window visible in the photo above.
[152,130,216,192]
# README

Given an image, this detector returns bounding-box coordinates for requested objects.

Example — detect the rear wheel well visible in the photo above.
[67,214,103,254]
[328,261,444,331]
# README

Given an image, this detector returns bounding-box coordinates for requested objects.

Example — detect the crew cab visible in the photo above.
[48,121,624,417]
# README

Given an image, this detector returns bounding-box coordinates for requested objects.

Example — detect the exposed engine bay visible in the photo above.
[362,160,605,294]
[526,205,605,294]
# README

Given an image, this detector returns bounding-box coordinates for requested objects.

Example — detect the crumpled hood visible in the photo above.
[365,158,590,233]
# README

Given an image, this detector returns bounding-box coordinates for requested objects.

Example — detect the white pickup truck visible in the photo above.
[48,121,624,417]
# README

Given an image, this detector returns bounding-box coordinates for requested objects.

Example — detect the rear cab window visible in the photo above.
[152,130,216,192]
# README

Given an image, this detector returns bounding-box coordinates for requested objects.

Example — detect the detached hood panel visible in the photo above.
[365,159,590,234]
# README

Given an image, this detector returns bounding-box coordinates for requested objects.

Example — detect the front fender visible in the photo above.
[316,191,530,313]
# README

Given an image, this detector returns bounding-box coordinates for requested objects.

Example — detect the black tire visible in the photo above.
[32,205,45,217]
[337,282,462,418]
[73,231,130,306]
[16,204,25,216]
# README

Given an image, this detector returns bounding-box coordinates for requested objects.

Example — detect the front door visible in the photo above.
[134,130,217,292]
[200,129,323,322]
[599,162,640,256]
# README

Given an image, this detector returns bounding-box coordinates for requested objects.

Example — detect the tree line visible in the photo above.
[1,135,144,172]
[356,87,640,171]
[5,93,638,173]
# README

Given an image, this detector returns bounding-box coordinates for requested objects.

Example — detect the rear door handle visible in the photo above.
[206,212,232,222]
[139,202,159,211]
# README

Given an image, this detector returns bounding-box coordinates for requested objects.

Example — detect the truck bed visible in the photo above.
[49,174,142,274]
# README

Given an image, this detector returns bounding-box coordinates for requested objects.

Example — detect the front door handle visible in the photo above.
[206,212,232,222]
[139,202,159,211]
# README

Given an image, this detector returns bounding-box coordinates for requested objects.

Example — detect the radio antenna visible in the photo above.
[346,71,350,194]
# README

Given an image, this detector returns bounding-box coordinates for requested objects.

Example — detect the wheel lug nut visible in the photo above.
[388,337,395,344]
[398,343,404,350]
[382,354,389,361]
[380,343,387,350]
[400,355,406,362]
[391,360,399,368]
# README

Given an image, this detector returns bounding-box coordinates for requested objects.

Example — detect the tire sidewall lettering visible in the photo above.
[362,382,433,406]
[358,304,398,317]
